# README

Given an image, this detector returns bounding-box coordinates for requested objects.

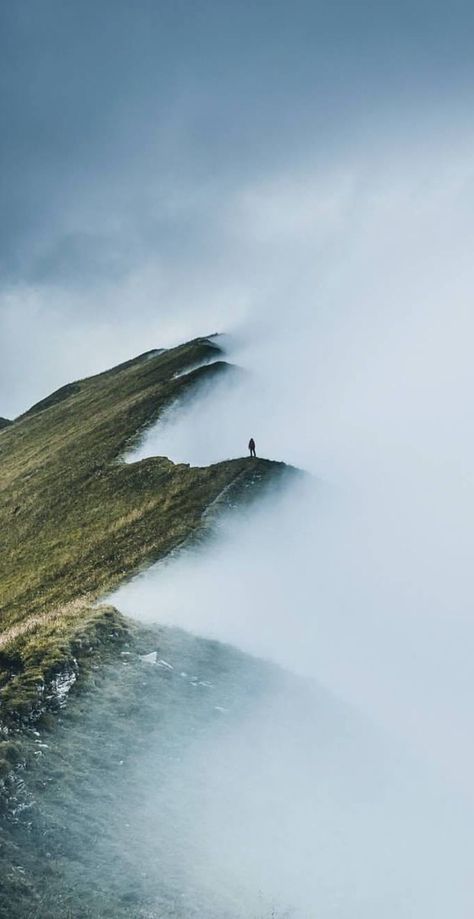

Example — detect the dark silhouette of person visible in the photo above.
[248,437,256,457]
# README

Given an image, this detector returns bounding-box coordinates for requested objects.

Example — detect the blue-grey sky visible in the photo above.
[1,0,474,412]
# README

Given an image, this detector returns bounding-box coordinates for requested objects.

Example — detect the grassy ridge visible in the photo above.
[0,337,284,730]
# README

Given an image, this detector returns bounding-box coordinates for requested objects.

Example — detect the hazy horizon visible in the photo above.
[2,0,474,416]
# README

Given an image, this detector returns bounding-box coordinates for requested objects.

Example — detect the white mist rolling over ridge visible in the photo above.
[111,473,474,916]
[118,160,474,779]
[107,146,474,916]
[110,159,474,911]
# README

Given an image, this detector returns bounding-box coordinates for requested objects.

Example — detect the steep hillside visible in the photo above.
[0,337,287,736]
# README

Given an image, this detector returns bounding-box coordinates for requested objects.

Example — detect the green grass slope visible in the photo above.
[0,337,287,731]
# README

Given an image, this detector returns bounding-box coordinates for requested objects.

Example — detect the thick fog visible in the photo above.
[106,141,474,915]
[108,151,474,910]
[118,659,473,918]
[114,142,474,794]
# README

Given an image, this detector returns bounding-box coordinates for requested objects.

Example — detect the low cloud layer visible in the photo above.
[107,144,474,913]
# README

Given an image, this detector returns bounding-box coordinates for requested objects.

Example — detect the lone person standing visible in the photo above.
[248,437,256,458]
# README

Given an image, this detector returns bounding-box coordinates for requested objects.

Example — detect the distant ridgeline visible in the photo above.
[0,336,290,774]
[0,418,11,430]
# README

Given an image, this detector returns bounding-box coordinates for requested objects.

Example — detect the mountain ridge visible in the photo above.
[0,337,291,769]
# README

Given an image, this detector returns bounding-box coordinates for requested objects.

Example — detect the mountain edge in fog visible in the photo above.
[0,336,293,780]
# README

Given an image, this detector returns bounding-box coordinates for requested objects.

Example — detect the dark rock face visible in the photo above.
[0,418,11,430]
